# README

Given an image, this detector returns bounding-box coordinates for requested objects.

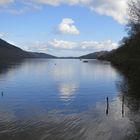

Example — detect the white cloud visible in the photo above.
[30,0,129,24]
[0,0,41,14]
[48,39,77,49]
[80,40,118,51]
[0,0,129,24]
[89,0,129,24]
[18,41,48,53]
[58,18,80,35]
[48,39,118,51]
[30,0,91,6]
[0,32,11,39]
[8,39,118,56]
[0,32,6,38]
[0,0,14,5]
[30,0,61,6]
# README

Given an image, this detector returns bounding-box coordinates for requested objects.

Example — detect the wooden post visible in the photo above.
[106,97,109,115]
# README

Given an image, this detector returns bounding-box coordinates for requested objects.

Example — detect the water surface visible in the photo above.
[0,59,139,140]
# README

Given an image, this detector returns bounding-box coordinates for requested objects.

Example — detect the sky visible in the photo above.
[0,0,129,57]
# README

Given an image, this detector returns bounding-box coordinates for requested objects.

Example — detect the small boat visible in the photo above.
[83,60,88,63]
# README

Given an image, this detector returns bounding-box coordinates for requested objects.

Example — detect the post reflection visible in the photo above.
[122,96,124,118]
[114,65,140,139]
[1,92,3,97]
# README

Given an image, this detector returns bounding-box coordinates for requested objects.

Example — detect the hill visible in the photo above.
[0,38,56,59]
[79,51,109,59]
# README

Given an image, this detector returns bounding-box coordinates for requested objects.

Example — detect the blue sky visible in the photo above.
[0,0,128,56]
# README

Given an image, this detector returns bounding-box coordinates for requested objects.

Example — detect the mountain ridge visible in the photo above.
[0,38,56,59]
[79,51,109,59]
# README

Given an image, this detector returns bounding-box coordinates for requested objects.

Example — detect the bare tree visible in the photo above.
[127,0,140,36]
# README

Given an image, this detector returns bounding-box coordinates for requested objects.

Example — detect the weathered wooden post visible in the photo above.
[106,97,109,115]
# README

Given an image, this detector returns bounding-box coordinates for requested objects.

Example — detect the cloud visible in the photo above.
[0,0,41,14]
[57,18,80,35]
[48,39,118,51]
[0,32,7,38]
[30,0,61,6]
[89,0,129,24]
[0,0,14,5]
[18,41,48,53]
[30,0,129,24]
[29,0,90,6]
[80,40,118,51]
[0,0,129,24]
[48,39,77,49]
[0,32,11,39]
[13,39,118,56]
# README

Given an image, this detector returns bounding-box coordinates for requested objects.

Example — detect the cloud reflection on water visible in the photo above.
[58,82,79,102]
[49,60,80,102]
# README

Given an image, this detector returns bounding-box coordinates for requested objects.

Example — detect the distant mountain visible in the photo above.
[0,38,56,59]
[79,51,109,59]
[30,52,56,58]
[58,57,78,59]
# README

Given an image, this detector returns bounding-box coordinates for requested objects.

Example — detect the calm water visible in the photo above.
[0,59,139,140]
